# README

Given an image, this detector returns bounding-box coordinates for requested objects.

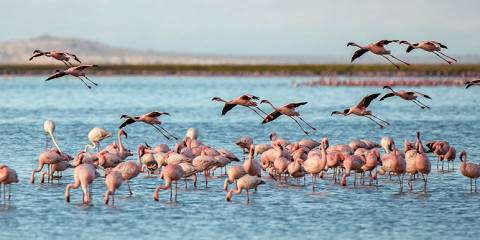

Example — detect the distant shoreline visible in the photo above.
[1,64,480,77]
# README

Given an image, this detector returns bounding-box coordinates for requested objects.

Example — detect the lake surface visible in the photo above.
[0,76,479,240]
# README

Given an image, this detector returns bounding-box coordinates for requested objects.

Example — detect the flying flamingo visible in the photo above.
[43,120,62,152]
[212,94,267,118]
[226,175,265,203]
[399,40,457,64]
[347,40,410,69]
[153,164,184,202]
[104,170,123,206]
[459,151,480,192]
[29,50,81,66]
[465,80,480,89]
[331,93,390,129]
[260,99,316,135]
[0,165,18,202]
[119,111,178,140]
[380,86,432,109]
[65,163,98,205]
[85,127,112,152]
[45,64,99,89]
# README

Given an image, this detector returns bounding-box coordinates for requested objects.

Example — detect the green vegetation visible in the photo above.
[1,64,480,76]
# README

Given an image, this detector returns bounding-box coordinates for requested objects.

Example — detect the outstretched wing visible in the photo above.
[375,40,398,47]
[45,71,67,81]
[74,64,99,71]
[411,91,431,99]
[357,93,380,108]
[221,103,236,115]
[240,94,259,100]
[351,48,369,62]
[119,118,136,129]
[29,52,44,61]
[431,41,448,49]
[379,93,395,101]
[465,80,480,89]
[145,111,170,117]
[285,102,307,109]
[67,53,82,63]
[262,110,282,124]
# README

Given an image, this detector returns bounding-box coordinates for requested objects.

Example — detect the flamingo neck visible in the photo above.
[48,131,62,153]
[118,131,126,155]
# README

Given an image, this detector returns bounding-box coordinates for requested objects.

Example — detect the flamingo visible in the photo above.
[212,94,267,118]
[65,163,98,205]
[109,145,146,195]
[85,127,112,152]
[29,50,81,66]
[225,175,265,203]
[303,138,328,191]
[192,147,217,188]
[178,162,198,189]
[105,129,132,160]
[119,111,177,140]
[414,132,431,193]
[104,171,123,206]
[153,164,184,202]
[260,100,316,135]
[390,141,407,193]
[223,165,247,191]
[380,86,431,109]
[43,120,62,152]
[459,151,480,192]
[465,80,480,88]
[235,136,253,159]
[243,144,261,177]
[341,154,364,186]
[45,64,99,89]
[399,40,457,64]
[31,148,70,184]
[347,40,410,69]
[331,93,389,129]
[0,165,18,202]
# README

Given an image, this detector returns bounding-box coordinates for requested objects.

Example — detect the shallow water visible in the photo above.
[0,76,479,240]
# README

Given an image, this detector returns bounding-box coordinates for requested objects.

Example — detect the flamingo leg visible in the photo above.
[151,125,171,140]
[381,55,400,69]
[246,106,266,119]
[414,99,430,109]
[128,181,132,195]
[175,181,178,201]
[438,51,457,62]
[296,116,317,131]
[61,60,71,67]
[254,106,269,115]
[74,76,92,89]
[364,116,385,129]
[433,52,453,64]
[389,54,410,66]
[411,100,427,109]
[287,116,309,135]
[156,124,178,140]
[369,114,390,125]
[82,76,98,86]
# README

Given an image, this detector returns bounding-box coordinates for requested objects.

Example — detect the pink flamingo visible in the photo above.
[226,175,265,203]
[119,111,177,140]
[380,86,431,109]
[399,40,457,64]
[459,151,480,192]
[45,64,99,89]
[331,93,389,129]
[29,50,82,66]
[65,163,98,205]
[153,164,184,202]
[104,171,123,206]
[31,148,70,184]
[243,144,261,177]
[260,100,316,135]
[347,40,410,69]
[212,94,267,118]
[0,165,18,202]
[109,145,146,195]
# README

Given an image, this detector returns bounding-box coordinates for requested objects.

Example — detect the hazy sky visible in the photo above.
[1,0,479,56]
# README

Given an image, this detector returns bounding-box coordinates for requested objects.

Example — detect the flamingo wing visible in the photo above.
[465,79,480,88]
[375,40,398,47]
[29,52,45,61]
[221,103,236,115]
[431,41,448,49]
[285,102,307,109]
[240,94,259,100]
[145,111,170,117]
[409,91,431,99]
[379,93,395,101]
[357,93,380,108]
[74,64,99,71]
[351,48,369,62]
[119,118,136,129]
[45,71,67,81]
[67,53,82,63]
[262,110,282,124]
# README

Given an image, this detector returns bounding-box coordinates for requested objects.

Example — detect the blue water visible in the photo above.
[0,76,479,240]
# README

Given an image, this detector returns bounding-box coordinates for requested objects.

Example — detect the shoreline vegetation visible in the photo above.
[1,64,480,77]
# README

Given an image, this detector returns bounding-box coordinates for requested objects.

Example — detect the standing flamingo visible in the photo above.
[153,164,184,202]
[212,94,267,118]
[459,151,480,192]
[0,165,18,202]
[43,120,62,152]
[260,100,316,135]
[119,111,177,140]
[243,144,261,177]
[399,40,457,64]
[380,86,431,109]
[109,145,145,195]
[104,171,123,206]
[85,127,112,152]
[65,163,97,205]
[347,40,410,69]
[31,148,70,184]
[331,93,389,129]
[226,175,265,203]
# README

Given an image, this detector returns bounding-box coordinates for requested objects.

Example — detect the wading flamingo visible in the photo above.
[0,165,18,202]
[348,40,410,69]
[43,120,62,152]
[459,151,480,192]
[243,144,261,177]
[331,93,389,128]
[31,148,70,184]
[223,165,247,191]
[104,171,123,206]
[45,64,99,89]
[399,40,457,64]
[153,164,184,202]
[212,94,267,118]
[260,99,316,135]
[109,145,146,195]
[380,86,431,109]
[120,111,177,140]
[226,175,265,203]
[85,127,112,152]
[65,163,97,205]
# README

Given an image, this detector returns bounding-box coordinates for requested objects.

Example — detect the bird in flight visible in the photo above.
[119,111,177,140]
[399,40,457,64]
[331,93,389,129]
[29,50,82,67]
[347,40,410,69]
[465,79,480,89]
[212,94,267,118]
[260,99,316,135]
[380,86,431,109]
[45,64,99,89]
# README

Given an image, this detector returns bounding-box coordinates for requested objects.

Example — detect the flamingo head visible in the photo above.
[269,132,277,141]
[321,137,329,149]
[459,151,466,162]
[260,99,270,104]
[226,191,233,202]
[119,129,128,138]
[399,40,409,45]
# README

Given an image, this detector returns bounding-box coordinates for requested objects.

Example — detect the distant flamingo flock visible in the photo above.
[0,39,480,207]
